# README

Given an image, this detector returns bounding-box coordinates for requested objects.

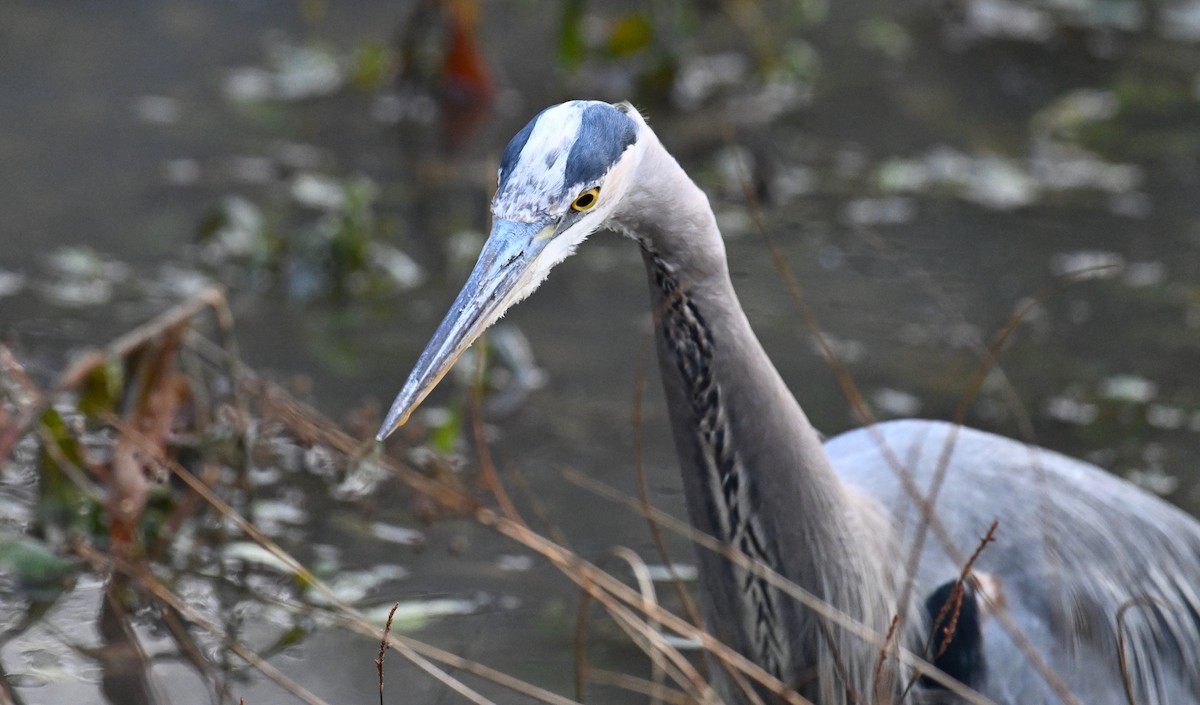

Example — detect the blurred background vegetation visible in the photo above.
[0,0,1198,703]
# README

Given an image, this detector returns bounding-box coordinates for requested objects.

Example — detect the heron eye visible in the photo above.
[571,187,600,212]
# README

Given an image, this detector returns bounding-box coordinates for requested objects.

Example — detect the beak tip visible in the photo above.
[376,404,411,443]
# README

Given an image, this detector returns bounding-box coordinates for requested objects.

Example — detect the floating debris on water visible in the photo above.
[225,155,276,185]
[132,95,181,125]
[198,197,270,264]
[1147,403,1188,430]
[495,554,535,572]
[39,247,131,308]
[1030,141,1142,194]
[369,243,425,290]
[843,196,917,226]
[221,541,296,576]
[148,264,215,300]
[467,324,548,417]
[644,563,698,582]
[1035,89,1119,134]
[715,145,757,200]
[224,34,343,103]
[307,564,409,606]
[715,208,754,239]
[223,67,274,102]
[370,92,439,125]
[162,158,202,186]
[672,52,750,111]
[872,388,922,418]
[877,140,1140,210]
[1045,395,1099,425]
[949,0,1055,43]
[1049,250,1124,280]
[332,457,389,501]
[361,596,478,632]
[662,634,704,650]
[1127,467,1180,496]
[250,496,310,536]
[369,522,426,546]
[813,334,867,364]
[963,155,1039,209]
[0,269,26,298]
[772,165,818,203]
[1161,1,1200,41]
[1099,374,1158,404]
[291,173,354,211]
[1124,261,1167,288]
[877,147,1036,210]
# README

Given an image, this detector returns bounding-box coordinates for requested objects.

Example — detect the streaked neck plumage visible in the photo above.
[611,129,913,703]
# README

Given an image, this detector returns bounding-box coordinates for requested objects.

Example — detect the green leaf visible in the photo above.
[36,408,93,541]
[429,403,463,455]
[606,14,653,58]
[0,533,76,587]
[351,40,394,92]
[79,358,123,419]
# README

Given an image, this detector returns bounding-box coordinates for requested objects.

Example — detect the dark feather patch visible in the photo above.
[498,109,541,190]
[563,103,638,188]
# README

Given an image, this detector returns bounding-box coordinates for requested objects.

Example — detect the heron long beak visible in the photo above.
[376,218,556,441]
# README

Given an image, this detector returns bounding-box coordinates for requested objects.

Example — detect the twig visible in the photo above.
[575,547,702,705]
[585,669,693,705]
[469,336,523,522]
[1115,597,1160,705]
[871,614,900,700]
[937,522,998,659]
[899,520,1000,703]
[376,603,400,705]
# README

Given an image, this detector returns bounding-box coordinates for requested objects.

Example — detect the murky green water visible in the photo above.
[2,1,1198,703]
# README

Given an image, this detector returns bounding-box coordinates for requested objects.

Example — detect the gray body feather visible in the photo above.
[830,421,1200,704]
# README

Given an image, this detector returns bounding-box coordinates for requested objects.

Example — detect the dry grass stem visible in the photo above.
[585,668,695,705]
[872,614,901,698]
[470,339,524,522]
[1115,597,1161,705]
[377,602,400,705]
[577,547,716,704]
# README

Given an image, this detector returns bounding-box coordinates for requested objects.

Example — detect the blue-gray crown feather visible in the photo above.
[494,101,638,220]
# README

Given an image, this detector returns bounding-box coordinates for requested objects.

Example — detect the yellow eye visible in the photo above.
[571,187,600,212]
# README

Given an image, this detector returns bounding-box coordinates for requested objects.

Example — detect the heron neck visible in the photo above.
[624,136,861,557]
[624,136,904,699]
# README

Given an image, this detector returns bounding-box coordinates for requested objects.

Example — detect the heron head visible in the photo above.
[377,100,645,439]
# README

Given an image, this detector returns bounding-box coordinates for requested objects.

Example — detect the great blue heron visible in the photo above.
[377,100,1200,704]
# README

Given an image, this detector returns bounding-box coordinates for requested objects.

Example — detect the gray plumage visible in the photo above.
[378,100,1200,704]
